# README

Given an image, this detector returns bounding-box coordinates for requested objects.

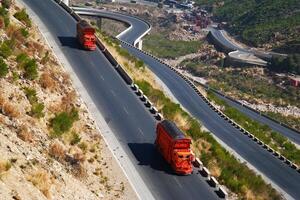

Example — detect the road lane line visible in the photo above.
[138,128,144,136]
[123,106,129,115]
[110,89,116,97]
[173,177,183,188]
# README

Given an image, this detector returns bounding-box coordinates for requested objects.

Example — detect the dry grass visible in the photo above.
[60,90,76,112]
[0,160,12,174]
[196,139,211,155]
[207,159,221,177]
[27,169,52,198]
[72,163,87,179]
[61,72,71,86]
[18,124,34,143]
[49,140,66,161]
[173,112,190,131]
[0,93,20,118]
[2,102,20,118]
[40,72,57,91]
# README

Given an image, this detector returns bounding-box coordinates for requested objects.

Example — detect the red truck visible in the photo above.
[76,20,96,51]
[155,120,194,175]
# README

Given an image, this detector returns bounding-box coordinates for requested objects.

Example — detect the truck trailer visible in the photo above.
[155,120,194,175]
[76,20,96,51]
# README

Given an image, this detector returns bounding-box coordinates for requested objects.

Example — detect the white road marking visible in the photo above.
[123,106,129,115]
[173,177,183,188]
[110,89,116,97]
[138,128,144,136]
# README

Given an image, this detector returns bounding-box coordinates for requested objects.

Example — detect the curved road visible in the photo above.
[73,7,300,199]
[209,28,287,65]
[75,7,300,146]
[22,0,220,199]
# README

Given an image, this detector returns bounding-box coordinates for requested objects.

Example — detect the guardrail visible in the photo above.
[53,1,230,198]
[119,40,300,174]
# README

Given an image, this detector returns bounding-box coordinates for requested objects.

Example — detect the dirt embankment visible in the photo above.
[0,2,136,200]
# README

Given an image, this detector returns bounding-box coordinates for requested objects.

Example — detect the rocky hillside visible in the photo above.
[0,1,135,200]
[198,0,300,52]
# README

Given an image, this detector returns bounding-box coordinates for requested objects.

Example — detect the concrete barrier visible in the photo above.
[273,151,280,157]
[150,106,158,114]
[140,95,147,102]
[131,84,139,91]
[279,155,286,161]
[193,158,203,169]
[103,50,118,66]
[145,101,152,108]
[291,163,298,169]
[208,176,219,189]
[200,167,211,179]
[115,65,133,85]
[285,159,292,166]
[268,148,274,153]
[155,113,163,121]
[135,89,143,96]
[217,186,228,199]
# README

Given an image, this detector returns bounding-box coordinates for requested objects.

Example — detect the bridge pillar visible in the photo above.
[137,40,143,50]
[63,0,69,6]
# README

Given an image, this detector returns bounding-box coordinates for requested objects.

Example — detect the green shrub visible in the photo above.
[12,71,19,81]
[144,34,202,59]
[0,7,9,27]
[1,0,12,9]
[30,103,44,118]
[0,58,8,77]
[70,132,81,145]
[23,59,38,80]
[16,53,29,64]
[20,28,29,38]
[50,108,79,137]
[0,40,14,58]
[13,9,31,27]
[24,87,38,104]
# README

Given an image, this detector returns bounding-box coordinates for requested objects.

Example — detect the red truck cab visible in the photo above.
[76,20,96,51]
[155,120,194,175]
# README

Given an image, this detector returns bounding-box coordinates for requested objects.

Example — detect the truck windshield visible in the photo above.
[176,152,190,160]
[84,35,95,41]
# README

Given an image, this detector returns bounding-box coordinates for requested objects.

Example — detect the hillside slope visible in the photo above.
[199,0,300,52]
[0,1,135,200]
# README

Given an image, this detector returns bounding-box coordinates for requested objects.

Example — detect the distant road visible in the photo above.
[208,28,287,66]
[75,7,300,199]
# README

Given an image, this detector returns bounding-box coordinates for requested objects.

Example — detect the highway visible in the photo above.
[73,7,300,199]
[75,7,300,146]
[22,0,220,199]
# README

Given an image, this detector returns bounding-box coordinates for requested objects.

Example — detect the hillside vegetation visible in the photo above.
[199,0,300,52]
[0,2,134,200]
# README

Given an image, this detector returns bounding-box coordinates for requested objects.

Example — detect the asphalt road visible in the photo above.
[72,8,300,199]
[78,8,300,147]
[22,0,219,199]
[73,7,150,46]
